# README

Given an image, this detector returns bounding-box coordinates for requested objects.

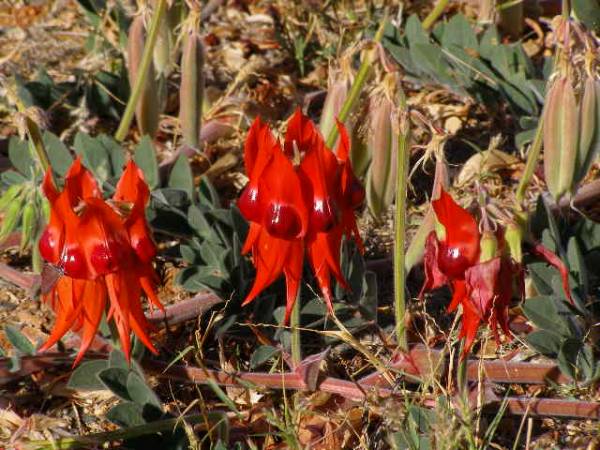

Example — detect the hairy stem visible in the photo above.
[115,0,168,142]
[394,90,410,351]
[290,294,301,364]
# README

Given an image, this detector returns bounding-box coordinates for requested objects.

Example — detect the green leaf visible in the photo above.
[43,132,73,176]
[134,136,159,190]
[97,134,125,178]
[567,237,589,298]
[250,345,279,369]
[188,205,220,242]
[572,0,600,32]
[8,137,34,177]
[479,26,500,60]
[525,329,563,357]
[98,367,133,401]
[109,349,144,376]
[168,154,194,200]
[557,339,581,381]
[522,296,573,337]
[440,14,478,53]
[404,14,428,45]
[1,170,27,186]
[67,360,109,390]
[106,401,146,427]
[126,371,163,410]
[73,132,111,183]
[4,325,35,355]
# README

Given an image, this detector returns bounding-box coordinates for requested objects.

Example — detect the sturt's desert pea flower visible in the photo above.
[419,189,572,357]
[38,158,163,365]
[238,109,364,323]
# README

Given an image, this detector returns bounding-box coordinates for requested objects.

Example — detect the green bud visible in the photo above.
[0,194,25,243]
[20,202,36,252]
[479,231,498,262]
[505,221,524,263]
[0,185,24,212]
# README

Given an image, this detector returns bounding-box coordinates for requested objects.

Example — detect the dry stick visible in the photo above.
[115,0,168,142]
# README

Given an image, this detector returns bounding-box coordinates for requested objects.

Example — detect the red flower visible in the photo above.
[38,158,163,365]
[239,109,364,322]
[420,189,571,357]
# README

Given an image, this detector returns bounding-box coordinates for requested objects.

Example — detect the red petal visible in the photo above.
[64,157,101,204]
[239,118,278,223]
[464,257,502,319]
[530,242,573,304]
[448,279,467,312]
[242,228,292,306]
[283,240,304,324]
[73,279,107,366]
[419,232,449,298]
[284,108,319,157]
[262,146,308,239]
[432,190,480,279]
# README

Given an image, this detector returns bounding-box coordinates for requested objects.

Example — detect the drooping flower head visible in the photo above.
[239,109,364,322]
[38,158,162,365]
[420,189,571,357]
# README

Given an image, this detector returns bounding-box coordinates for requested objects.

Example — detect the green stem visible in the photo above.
[324,15,387,149]
[515,116,544,205]
[456,341,468,394]
[290,294,301,364]
[422,0,450,30]
[22,413,226,450]
[115,0,168,142]
[562,0,570,18]
[394,90,410,352]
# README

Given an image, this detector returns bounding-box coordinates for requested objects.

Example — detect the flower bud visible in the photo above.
[179,28,205,149]
[479,231,498,263]
[542,74,579,200]
[505,221,524,263]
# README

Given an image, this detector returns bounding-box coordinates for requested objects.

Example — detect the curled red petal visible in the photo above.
[73,279,107,366]
[530,242,573,304]
[432,189,480,279]
[419,232,449,298]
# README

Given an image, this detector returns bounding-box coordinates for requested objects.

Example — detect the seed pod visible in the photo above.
[179,28,205,149]
[349,106,370,177]
[319,58,353,142]
[153,7,171,78]
[575,76,600,186]
[542,75,579,200]
[505,220,524,263]
[0,194,25,243]
[365,73,400,219]
[20,201,36,252]
[0,185,23,212]
[127,14,160,138]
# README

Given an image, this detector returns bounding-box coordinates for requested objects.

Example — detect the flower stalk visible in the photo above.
[422,0,450,30]
[515,117,544,205]
[115,0,168,142]
[290,291,301,364]
[393,88,409,351]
